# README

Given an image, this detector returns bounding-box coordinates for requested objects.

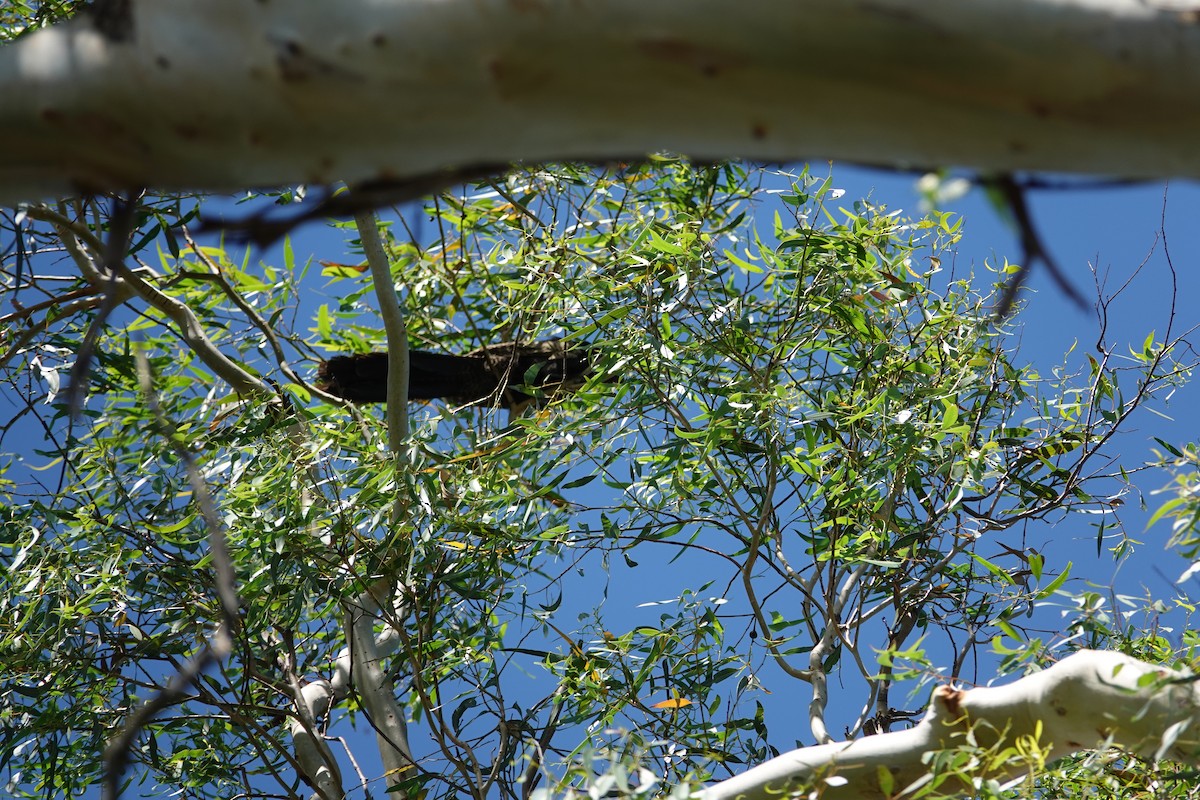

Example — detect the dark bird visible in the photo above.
[316,339,597,411]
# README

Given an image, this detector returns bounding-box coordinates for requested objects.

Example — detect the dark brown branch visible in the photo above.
[200,169,509,248]
[985,173,1087,318]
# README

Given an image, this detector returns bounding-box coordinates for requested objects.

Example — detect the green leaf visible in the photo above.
[1033,563,1071,600]
[1154,437,1185,458]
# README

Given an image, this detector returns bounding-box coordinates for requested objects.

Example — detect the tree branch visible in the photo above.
[702,650,1200,800]
[340,583,416,800]
[354,210,409,450]
[286,676,344,800]
[4,0,1200,204]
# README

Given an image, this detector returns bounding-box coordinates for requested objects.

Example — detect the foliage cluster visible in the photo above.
[1,159,1197,800]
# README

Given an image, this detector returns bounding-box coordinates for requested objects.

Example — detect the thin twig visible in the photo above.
[65,194,138,418]
[112,261,275,398]
[180,229,352,407]
[333,735,372,799]
[0,295,104,369]
[23,201,106,256]
[987,174,1087,318]
[103,347,243,799]
[200,165,507,246]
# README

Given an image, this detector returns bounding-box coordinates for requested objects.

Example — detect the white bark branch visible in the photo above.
[4,0,1200,204]
[291,582,413,800]
[355,211,410,450]
[288,679,345,800]
[702,649,1200,800]
[342,584,416,800]
[349,212,415,798]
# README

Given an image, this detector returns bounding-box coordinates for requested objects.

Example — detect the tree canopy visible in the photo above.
[4,158,1200,800]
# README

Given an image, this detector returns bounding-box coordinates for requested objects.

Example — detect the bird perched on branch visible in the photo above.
[316,338,596,412]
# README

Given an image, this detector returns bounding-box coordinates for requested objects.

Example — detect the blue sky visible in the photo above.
[871,169,1200,586]
[809,167,1200,641]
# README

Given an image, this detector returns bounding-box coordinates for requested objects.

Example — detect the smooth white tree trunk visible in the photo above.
[702,650,1200,800]
[3,0,1200,204]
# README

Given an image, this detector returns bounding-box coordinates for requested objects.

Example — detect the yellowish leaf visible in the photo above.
[651,698,693,710]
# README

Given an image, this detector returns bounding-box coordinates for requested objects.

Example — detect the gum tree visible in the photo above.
[3,160,1199,800]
